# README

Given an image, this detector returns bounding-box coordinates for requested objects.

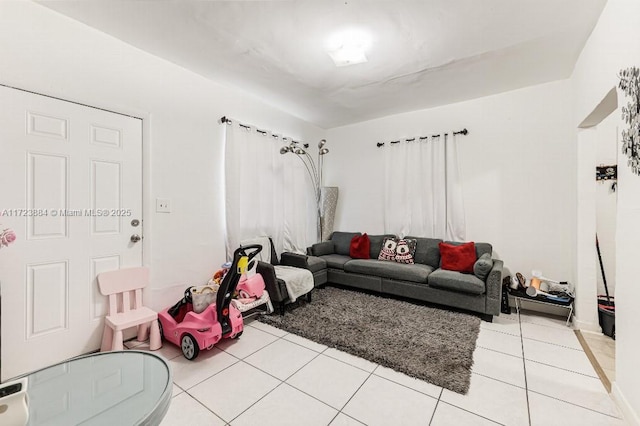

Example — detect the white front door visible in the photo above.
[0,86,143,381]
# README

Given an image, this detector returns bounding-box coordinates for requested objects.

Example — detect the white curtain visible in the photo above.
[383,133,465,241]
[224,122,313,258]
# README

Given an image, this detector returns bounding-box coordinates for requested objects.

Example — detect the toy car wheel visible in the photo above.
[157,319,164,340]
[181,334,199,360]
[232,331,243,339]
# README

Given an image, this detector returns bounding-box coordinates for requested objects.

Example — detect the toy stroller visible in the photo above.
[157,244,263,360]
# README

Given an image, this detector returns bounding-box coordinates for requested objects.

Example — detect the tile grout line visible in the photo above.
[427,388,443,425]
[471,371,526,391]
[198,320,532,425]
[526,389,623,420]
[225,335,344,424]
[368,371,442,399]
[252,322,472,419]
[227,381,288,424]
[435,400,507,426]
[521,335,586,351]
[254,321,464,398]
[518,310,532,426]
[179,386,234,424]
[327,411,365,426]
[189,326,370,424]
[524,358,600,380]
[177,353,242,391]
[223,330,315,424]
[476,344,525,359]
[335,365,378,417]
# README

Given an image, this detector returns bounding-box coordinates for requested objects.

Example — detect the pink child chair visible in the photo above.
[97,267,162,351]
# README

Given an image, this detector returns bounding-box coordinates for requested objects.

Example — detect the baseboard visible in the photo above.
[612,382,640,425]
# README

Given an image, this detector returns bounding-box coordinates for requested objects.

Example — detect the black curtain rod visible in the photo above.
[376,128,468,147]
[220,116,301,143]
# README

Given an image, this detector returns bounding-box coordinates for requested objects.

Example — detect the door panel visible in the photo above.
[0,86,143,380]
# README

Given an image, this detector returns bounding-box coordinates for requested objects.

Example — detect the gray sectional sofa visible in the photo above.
[305,231,503,320]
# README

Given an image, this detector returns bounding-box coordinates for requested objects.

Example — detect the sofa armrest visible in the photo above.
[256,260,287,302]
[485,259,504,315]
[280,252,308,269]
[309,241,335,256]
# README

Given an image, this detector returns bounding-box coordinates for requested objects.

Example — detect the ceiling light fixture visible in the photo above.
[326,28,371,67]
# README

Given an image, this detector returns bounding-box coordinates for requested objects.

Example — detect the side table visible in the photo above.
[0,350,172,426]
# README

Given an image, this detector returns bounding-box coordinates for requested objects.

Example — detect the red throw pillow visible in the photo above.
[350,233,371,259]
[439,242,476,273]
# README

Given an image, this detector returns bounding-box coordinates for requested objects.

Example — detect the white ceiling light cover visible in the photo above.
[326,28,371,67]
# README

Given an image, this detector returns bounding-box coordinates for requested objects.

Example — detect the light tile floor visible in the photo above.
[127,309,627,425]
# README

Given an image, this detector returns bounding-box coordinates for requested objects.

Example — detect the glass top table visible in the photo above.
[16,351,171,426]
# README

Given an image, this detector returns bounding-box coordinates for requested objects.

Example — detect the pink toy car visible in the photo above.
[158,293,243,360]
[158,245,262,360]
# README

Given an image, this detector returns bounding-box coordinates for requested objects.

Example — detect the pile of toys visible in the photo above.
[208,261,232,288]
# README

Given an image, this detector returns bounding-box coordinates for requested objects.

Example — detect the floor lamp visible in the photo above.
[280,139,330,242]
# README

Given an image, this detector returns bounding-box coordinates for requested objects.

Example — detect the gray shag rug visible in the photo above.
[258,286,481,394]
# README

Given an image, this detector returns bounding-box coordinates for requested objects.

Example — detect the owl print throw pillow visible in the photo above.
[377,237,417,264]
[394,238,417,264]
[378,237,398,261]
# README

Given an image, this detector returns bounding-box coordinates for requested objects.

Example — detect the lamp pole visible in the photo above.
[280,139,328,242]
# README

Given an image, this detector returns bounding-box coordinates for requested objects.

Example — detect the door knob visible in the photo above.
[130,234,142,243]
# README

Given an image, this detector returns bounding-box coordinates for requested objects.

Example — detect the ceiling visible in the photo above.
[40,0,607,128]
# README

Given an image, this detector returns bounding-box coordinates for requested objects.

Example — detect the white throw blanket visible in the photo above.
[240,236,313,301]
[273,265,314,301]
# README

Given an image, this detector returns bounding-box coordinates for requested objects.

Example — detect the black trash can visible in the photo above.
[598,296,615,339]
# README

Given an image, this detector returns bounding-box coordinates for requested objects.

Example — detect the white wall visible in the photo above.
[0,0,325,310]
[326,80,576,282]
[572,0,640,422]
[595,112,618,297]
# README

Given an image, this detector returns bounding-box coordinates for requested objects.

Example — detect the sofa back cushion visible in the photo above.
[407,237,442,269]
[330,231,362,256]
[368,234,396,259]
[475,242,493,258]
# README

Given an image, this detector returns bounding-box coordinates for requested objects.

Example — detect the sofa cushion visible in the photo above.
[306,256,327,273]
[428,269,486,295]
[407,236,442,269]
[344,259,433,283]
[310,241,334,256]
[350,233,370,259]
[439,242,476,273]
[473,253,494,281]
[319,254,352,270]
[331,232,362,256]
[368,234,396,259]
